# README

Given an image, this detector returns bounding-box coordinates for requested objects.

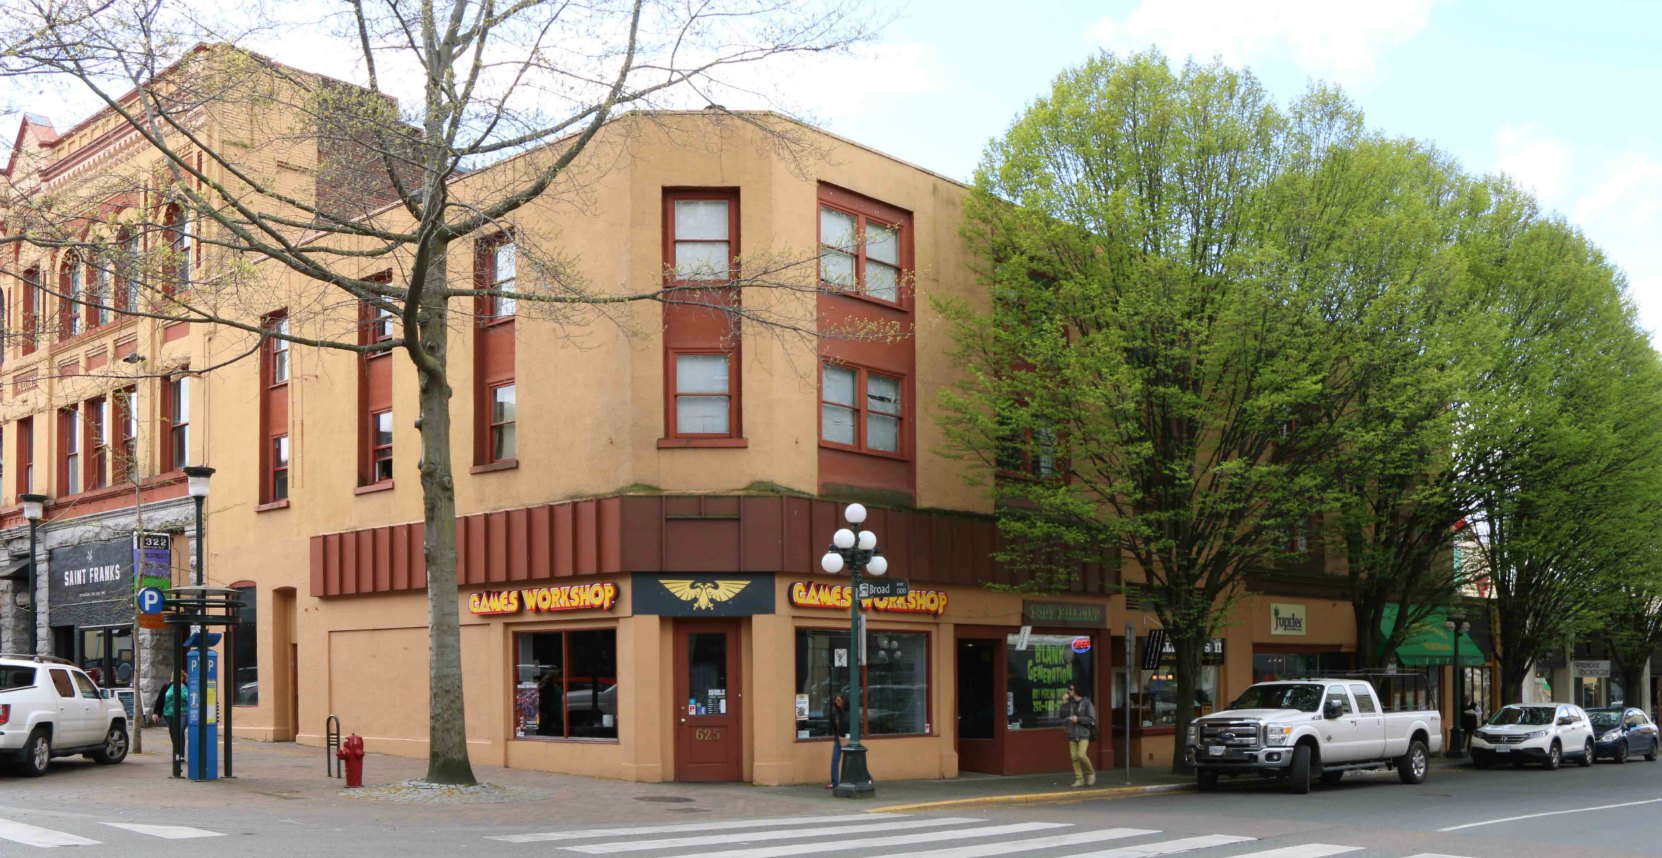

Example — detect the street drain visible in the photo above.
[636,796,696,803]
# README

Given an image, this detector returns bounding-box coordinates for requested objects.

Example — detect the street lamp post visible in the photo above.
[820,503,889,799]
[19,494,47,656]
[1446,610,1469,759]
[183,466,214,780]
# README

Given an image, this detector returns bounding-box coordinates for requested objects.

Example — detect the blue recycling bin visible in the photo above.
[184,633,220,781]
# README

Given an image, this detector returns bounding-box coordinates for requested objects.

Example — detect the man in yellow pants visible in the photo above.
[1064,682,1097,787]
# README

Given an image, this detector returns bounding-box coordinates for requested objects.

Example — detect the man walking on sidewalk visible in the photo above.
[1064,682,1097,787]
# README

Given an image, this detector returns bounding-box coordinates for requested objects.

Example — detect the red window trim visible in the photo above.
[84,396,107,492]
[21,266,41,354]
[59,255,83,342]
[509,627,622,744]
[661,189,742,442]
[816,184,913,312]
[486,381,516,464]
[368,409,393,486]
[57,404,80,497]
[162,374,189,473]
[116,386,138,484]
[15,416,33,496]
[268,434,290,503]
[818,360,909,460]
[475,232,517,324]
[160,202,190,296]
[262,310,290,389]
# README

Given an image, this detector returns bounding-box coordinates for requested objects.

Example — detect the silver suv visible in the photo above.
[0,654,130,776]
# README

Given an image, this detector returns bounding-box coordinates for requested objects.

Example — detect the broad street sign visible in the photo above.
[857,579,909,600]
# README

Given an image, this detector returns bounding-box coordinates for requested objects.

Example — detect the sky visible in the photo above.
[6,0,1660,338]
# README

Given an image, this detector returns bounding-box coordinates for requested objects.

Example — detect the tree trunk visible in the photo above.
[413,238,477,786]
[1168,633,1202,776]
[1353,599,1382,669]
[1499,658,1530,705]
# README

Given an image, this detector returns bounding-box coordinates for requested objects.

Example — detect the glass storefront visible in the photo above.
[77,625,134,688]
[794,629,929,738]
[1006,634,1094,730]
[1251,651,1353,683]
[514,629,618,740]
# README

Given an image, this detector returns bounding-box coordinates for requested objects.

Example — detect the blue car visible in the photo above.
[1587,707,1660,763]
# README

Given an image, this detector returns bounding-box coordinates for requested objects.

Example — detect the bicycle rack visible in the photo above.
[325,714,342,778]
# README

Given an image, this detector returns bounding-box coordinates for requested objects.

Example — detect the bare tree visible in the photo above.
[1,0,872,784]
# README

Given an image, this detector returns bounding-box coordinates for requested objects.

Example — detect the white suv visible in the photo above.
[0,654,130,776]
[1470,703,1595,770]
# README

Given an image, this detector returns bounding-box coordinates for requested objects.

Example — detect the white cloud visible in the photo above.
[1570,152,1662,342]
[1494,122,1574,203]
[704,41,949,121]
[1089,0,1436,87]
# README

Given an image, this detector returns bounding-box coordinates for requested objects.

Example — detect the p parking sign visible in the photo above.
[137,586,166,615]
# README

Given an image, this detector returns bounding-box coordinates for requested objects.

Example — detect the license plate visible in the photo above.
[1495,747,1510,753]
[1208,745,1225,756]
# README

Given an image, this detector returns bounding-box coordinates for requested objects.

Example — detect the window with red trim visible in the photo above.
[369,410,393,483]
[59,256,83,340]
[818,200,905,304]
[58,405,80,496]
[117,386,139,483]
[820,361,904,456]
[477,234,516,320]
[259,311,290,504]
[22,266,41,354]
[87,256,112,329]
[162,203,191,295]
[270,435,290,502]
[488,383,516,462]
[359,289,395,486]
[118,230,139,312]
[662,190,741,441]
[267,316,290,385]
[16,416,33,495]
[84,396,107,491]
[164,376,190,472]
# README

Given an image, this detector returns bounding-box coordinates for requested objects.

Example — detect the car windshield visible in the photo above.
[1489,706,1555,726]
[1588,710,1622,729]
[1229,684,1323,712]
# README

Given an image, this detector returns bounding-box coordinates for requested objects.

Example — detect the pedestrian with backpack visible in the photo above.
[1064,682,1097,787]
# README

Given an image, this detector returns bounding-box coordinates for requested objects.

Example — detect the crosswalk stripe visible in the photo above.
[102,822,226,840]
[1401,854,1477,858]
[1074,834,1257,857]
[861,827,1162,858]
[491,814,884,843]
[665,822,1072,858]
[1224,846,1364,858]
[0,818,102,848]
[562,816,984,854]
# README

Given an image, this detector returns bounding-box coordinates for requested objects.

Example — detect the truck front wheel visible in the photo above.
[1288,744,1314,794]
[1397,739,1428,784]
[1196,769,1219,792]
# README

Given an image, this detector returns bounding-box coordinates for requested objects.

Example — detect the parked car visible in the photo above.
[1470,703,1595,770]
[1186,673,1442,794]
[1586,707,1660,763]
[0,654,130,777]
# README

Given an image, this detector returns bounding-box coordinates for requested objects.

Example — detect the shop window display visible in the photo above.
[514,629,618,740]
[1007,634,1094,730]
[794,629,928,738]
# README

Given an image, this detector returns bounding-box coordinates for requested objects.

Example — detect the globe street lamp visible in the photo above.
[182,465,214,780]
[19,493,47,656]
[821,503,888,798]
[1445,610,1470,759]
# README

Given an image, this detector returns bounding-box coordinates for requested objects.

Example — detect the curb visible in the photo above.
[870,782,1194,813]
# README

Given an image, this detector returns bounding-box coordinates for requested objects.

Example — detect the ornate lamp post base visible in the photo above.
[834,744,875,798]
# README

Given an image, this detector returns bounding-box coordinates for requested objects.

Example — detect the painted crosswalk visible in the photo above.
[0,817,225,849]
[487,814,1485,858]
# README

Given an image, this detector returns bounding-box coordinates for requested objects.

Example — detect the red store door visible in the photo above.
[674,621,743,782]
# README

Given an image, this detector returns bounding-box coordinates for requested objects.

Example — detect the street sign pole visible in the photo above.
[1125,622,1133,784]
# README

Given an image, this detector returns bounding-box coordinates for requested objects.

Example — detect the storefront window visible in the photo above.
[1007,634,1094,730]
[514,629,618,740]
[1251,652,1353,683]
[77,626,134,688]
[234,586,258,705]
[794,629,929,738]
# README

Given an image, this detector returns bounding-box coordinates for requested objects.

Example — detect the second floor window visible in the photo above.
[821,363,903,455]
[672,353,733,436]
[268,316,290,384]
[163,203,191,294]
[118,387,139,483]
[370,410,393,483]
[166,376,190,471]
[17,416,32,494]
[89,263,112,328]
[489,383,516,462]
[60,406,80,495]
[270,435,290,501]
[819,204,902,303]
[85,397,107,491]
[119,231,140,312]
[61,258,83,338]
[23,266,42,351]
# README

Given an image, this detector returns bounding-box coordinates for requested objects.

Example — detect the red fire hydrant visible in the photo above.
[337,734,366,788]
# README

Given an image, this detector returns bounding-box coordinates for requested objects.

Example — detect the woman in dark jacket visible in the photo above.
[1064,683,1097,787]
[827,695,848,789]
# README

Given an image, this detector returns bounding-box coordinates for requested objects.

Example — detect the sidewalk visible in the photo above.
[20,729,1469,826]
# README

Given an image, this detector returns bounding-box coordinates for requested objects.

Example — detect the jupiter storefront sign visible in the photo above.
[790,581,949,617]
[468,582,619,616]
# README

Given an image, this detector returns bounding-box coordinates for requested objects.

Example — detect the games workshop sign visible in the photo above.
[790,581,950,617]
[468,582,619,616]
[48,537,133,627]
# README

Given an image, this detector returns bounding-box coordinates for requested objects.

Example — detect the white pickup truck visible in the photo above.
[1185,674,1442,793]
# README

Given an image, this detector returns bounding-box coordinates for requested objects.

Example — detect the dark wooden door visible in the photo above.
[674,621,742,781]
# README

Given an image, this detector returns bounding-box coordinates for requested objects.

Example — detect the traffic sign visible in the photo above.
[857,579,910,599]
[137,586,166,615]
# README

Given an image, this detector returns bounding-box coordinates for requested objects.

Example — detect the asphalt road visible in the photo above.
[2,754,1659,856]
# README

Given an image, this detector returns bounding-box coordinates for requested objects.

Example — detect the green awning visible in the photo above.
[1382,605,1485,666]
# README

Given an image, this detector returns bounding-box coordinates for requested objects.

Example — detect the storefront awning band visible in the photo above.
[1382,605,1485,666]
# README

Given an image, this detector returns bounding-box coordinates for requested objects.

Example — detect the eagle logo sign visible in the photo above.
[661,579,750,611]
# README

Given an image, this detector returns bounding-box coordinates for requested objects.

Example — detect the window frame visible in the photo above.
[369,409,394,484]
[818,360,907,459]
[16,415,33,495]
[664,189,740,286]
[58,404,80,496]
[59,255,83,340]
[232,584,259,706]
[668,350,739,440]
[164,375,190,472]
[793,626,933,740]
[816,190,911,310]
[22,265,42,353]
[117,386,139,483]
[476,233,517,323]
[84,396,107,492]
[264,312,290,387]
[162,202,191,295]
[512,627,621,743]
[269,434,290,502]
[487,382,517,464]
